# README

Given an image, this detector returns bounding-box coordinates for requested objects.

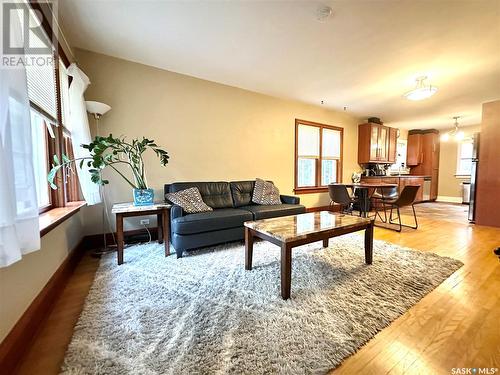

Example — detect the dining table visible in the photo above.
[341,182,398,218]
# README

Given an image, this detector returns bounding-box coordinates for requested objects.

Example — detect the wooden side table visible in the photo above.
[111,202,171,265]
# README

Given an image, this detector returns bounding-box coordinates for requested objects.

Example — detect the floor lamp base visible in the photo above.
[91,244,117,258]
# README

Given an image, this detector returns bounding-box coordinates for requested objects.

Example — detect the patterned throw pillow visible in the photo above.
[252,178,281,205]
[165,187,213,214]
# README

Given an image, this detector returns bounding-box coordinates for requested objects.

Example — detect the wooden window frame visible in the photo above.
[294,119,343,194]
[26,2,81,213]
[21,2,86,236]
[62,130,81,202]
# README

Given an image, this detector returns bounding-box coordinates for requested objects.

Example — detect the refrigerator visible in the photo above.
[468,133,480,222]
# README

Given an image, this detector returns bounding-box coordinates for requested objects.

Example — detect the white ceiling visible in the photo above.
[59,0,500,129]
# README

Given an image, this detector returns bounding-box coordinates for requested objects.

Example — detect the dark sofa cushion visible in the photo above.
[168,182,233,209]
[240,204,306,220]
[230,180,256,207]
[172,208,253,235]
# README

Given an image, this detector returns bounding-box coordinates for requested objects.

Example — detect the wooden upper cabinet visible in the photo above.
[408,131,440,171]
[388,127,398,163]
[406,133,422,166]
[358,123,398,164]
[369,126,379,160]
[378,126,388,161]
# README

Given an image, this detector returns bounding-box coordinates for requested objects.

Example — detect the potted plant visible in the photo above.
[48,134,169,206]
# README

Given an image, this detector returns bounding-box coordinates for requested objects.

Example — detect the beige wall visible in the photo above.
[75,49,362,234]
[438,124,481,200]
[0,212,85,342]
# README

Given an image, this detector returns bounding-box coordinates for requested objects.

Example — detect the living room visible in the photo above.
[1,1,499,374]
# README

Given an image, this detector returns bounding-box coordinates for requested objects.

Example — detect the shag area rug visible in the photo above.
[62,235,462,374]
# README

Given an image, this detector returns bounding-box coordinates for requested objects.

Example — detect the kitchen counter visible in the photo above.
[360,175,431,202]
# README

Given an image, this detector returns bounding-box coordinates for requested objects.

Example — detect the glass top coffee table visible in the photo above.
[244,211,374,299]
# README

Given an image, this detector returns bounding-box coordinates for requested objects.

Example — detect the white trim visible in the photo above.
[437,196,463,203]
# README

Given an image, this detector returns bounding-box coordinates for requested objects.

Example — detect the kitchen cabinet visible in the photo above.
[388,128,398,163]
[358,123,398,164]
[407,130,440,201]
[430,169,439,200]
[398,177,424,202]
[360,175,425,203]
[406,133,422,166]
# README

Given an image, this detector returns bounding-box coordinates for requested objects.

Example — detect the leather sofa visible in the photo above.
[164,181,305,257]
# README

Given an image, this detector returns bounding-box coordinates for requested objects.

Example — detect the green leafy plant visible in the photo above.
[48,134,169,190]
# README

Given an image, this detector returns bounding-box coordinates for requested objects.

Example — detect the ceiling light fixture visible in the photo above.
[440,116,464,142]
[404,76,438,101]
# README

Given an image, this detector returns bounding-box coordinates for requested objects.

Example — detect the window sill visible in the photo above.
[39,201,86,237]
[294,187,329,194]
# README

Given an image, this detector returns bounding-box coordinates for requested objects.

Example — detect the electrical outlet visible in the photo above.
[140,219,150,225]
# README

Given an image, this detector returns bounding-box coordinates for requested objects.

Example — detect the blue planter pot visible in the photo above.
[133,188,154,206]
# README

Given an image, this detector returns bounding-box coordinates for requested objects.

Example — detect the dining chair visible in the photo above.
[372,186,399,222]
[377,185,419,232]
[328,184,361,216]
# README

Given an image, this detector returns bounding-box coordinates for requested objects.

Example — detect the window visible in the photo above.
[389,140,408,172]
[58,60,80,203]
[295,119,343,193]
[23,3,80,212]
[457,139,473,176]
[30,110,52,209]
[62,130,81,202]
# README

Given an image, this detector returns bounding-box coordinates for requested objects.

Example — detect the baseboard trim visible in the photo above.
[436,196,463,204]
[0,238,87,374]
[85,227,160,249]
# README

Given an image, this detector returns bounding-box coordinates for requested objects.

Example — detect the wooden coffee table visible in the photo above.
[244,211,374,299]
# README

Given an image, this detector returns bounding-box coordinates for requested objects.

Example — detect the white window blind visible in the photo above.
[298,125,320,156]
[322,128,341,158]
[24,7,58,120]
[26,56,57,120]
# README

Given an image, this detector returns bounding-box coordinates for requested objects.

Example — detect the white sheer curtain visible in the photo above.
[67,63,101,205]
[0,13,40,267]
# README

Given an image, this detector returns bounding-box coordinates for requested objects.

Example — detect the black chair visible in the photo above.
[372,186,399,222]
[377,185,419,232]
[328,184,360,216]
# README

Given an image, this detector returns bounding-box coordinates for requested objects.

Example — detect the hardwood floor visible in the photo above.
[334,204,500,375]
[13,203,500,375]
[13,252,100,375]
